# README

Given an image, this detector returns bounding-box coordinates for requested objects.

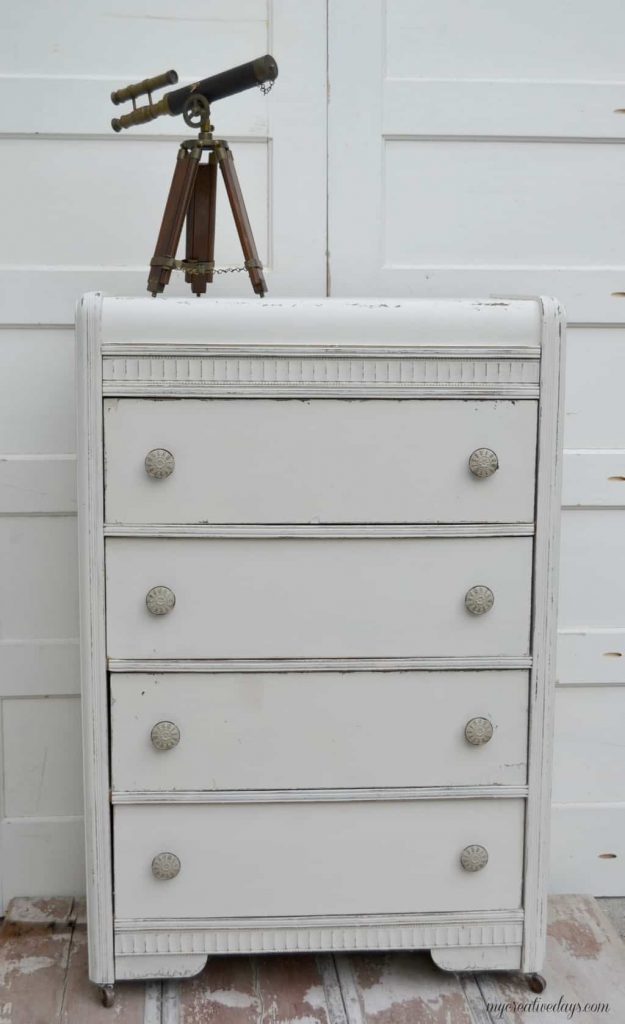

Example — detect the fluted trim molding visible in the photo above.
[101,346,540,399]
[114,910,524,956]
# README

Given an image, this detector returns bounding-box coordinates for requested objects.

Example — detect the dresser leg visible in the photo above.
[100,984,115,1008]
[526,972,547,994]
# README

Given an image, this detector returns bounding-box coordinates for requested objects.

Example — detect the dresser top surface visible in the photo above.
[86,295,551,349]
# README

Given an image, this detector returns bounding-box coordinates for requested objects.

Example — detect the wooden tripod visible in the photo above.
[148,109,266,297]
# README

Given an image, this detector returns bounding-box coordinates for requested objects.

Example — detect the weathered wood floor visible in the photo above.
[0,895,623,1023]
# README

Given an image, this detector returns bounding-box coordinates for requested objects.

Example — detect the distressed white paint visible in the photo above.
[103,398,538,524]
[77,294,563,989]
[113,799,526,919]
[105,535,533,659]
[110,670,529,791]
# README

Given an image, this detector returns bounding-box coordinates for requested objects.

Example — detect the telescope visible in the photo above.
[111,55,278,132]
[110,55,278,298]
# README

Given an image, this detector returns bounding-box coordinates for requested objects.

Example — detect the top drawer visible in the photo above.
[104,398,537,525]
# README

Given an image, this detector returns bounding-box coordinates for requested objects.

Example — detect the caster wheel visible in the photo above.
[527,973,546,994]
[101,985,115,1008]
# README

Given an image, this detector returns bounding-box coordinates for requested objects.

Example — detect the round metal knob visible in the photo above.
[146,586,175,616]
[465,717,494,745]
[151,852,181,880]
[460,845,489,872]
[465,585,494,616]
[469,448,499,478]
[145,448,175,479]
[151,721,180,751]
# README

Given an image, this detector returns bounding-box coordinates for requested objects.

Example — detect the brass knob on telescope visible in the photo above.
[111,70,178,105]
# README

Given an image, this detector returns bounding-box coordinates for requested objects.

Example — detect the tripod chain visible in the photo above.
[150,256,260,276]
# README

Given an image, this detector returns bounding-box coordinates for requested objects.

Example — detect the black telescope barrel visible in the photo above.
[165,54,278,115]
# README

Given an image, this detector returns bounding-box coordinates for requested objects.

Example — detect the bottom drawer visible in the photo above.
[113,799,524,919]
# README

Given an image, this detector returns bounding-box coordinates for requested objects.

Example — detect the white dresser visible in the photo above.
[76,294,565,1005]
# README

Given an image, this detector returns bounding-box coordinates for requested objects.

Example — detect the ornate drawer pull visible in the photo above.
[151,721,181,750]
[465,717,494,745]
[465,585,494,615]
[151,852,181,880]
[460,845,489,872]
[145,448,175,479]
[468,448,498,478]
[146,586,176,615]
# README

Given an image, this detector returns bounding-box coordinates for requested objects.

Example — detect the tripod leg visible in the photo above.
[148,145,201,296]
[185,151,217,296]
[216,142,267,297]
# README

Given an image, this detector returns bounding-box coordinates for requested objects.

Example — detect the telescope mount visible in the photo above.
[148,95,267,298]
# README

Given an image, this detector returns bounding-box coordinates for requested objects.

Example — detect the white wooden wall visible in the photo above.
[329,0,625,896]
[2,0,623,905]
[0,0,326,909]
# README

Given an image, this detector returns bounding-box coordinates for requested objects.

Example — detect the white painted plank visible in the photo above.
[0,641,79,697]
[0,329,75,451]
[105,536,533,659]
[565,329,625,449]
[559,510,625,628]
[0,517,78,640]
[0,1,267,76]
[553,688,625,803]
[384,0,625,79]
[383,141,625,271]
[2,697,83,817]
[0,457,76,514]
[558,631,625,686]
[0,78,269,138]
[110,670,529,791]
[336,951,475,1024]
[0,817,85,910]
[550,805,625,896]
[478,896,625,1023]
[562,452,625,508]
[113,799,525,918]
[0,138,268,267]
[384,80,625,139]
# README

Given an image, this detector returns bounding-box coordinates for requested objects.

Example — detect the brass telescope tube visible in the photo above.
[111,55,278,132]
[111,69,178,105]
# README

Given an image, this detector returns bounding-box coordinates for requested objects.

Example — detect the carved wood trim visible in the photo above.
[114,912,524,956]
[101,347,540,399]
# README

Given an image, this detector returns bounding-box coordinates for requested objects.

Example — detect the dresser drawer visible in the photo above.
[103,399,537,525]
[113,799,524,919]
[105,537,533,659]
[111,670,528,791]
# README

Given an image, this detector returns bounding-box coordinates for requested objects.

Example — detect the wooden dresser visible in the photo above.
[76,293,565,1004]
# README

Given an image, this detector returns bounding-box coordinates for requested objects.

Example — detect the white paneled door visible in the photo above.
[0,1,327,910]
[2,0,623,905]
[329,0,625,894]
